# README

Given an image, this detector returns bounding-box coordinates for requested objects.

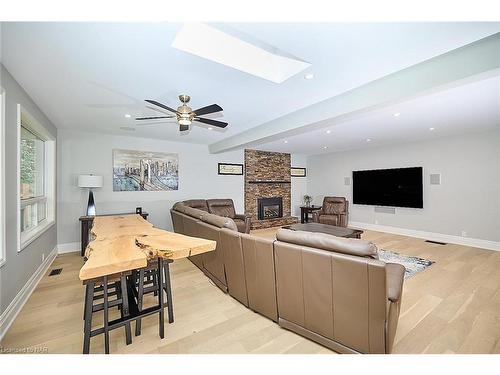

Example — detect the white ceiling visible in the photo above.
[255,75,500,154]
[1,22,499,148]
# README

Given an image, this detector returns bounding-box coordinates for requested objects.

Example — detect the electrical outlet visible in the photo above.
[42,253,45,262]
[375,220,379,225]
[461,231,467,237]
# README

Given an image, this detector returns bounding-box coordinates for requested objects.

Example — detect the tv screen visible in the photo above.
[352,167,423,208]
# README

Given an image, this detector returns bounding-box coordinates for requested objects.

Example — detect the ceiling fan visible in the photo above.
[135,95,228,132]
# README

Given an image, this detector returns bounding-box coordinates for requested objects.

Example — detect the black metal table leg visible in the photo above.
[157,258,165,339]
[153,272,158,296]
[163,260,174,323]
[103,275,110,354]
[135,269,145,336]
[83,281,95,354]
[120,275,132,345]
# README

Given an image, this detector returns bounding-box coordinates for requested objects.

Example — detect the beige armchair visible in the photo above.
[312,196,349,227]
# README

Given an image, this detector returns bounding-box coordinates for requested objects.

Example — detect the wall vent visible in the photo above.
[425,240,447,245]
[374,206,396,214]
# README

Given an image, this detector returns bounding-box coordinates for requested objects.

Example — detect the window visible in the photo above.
[0,88,5,267]
[17,105,56,250]
[20,126,46,232]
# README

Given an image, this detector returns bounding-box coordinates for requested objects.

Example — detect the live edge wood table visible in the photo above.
[79,214,216,354]
[79,212,149,256]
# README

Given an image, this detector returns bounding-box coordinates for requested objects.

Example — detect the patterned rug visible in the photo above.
[378,249,435,279]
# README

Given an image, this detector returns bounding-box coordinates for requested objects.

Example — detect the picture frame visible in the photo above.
[218,163,244,175]
[291,167,307,177]
[113,149,179,191]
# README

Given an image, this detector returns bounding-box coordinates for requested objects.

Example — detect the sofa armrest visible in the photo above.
[234,213,250,220]
[386,263,405,302]
[234,213,252,234]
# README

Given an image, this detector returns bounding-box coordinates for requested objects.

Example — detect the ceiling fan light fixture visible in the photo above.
[178,118,192,126]
[140,96,228,131]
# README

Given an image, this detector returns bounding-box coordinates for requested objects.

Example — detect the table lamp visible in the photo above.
[78,174,103,216]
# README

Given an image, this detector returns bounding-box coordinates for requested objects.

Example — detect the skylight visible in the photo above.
[171,23,311,84]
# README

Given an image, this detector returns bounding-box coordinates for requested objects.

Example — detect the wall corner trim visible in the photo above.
[0,245,58,341]
[349,221,500,252]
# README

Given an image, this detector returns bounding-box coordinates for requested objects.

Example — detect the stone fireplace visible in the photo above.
[244,149,298,229]
[258,197,283,220]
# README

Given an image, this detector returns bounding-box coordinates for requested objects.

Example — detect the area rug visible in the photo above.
[378,249,435,279]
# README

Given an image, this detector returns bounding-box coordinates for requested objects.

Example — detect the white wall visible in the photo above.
[291,154,308,217]
[0,65,58,315]
[57,129,307,246]
[307,129,500,243]
[57,129,244,245]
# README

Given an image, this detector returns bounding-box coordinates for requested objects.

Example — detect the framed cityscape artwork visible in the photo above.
[113,149,179,191]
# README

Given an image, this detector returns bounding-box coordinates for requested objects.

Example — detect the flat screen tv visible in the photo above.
[352,167,423,208]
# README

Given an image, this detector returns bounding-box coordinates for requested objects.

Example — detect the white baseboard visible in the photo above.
[349,221,500,252]
[0,245,58,341]
[57,242,80,254]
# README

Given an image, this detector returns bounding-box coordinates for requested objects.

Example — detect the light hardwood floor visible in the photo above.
[1,229,500,354]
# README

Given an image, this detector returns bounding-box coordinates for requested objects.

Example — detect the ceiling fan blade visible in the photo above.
[135,116,175,120]
[193,104,223,116]
[145,100,178,114]
[194,117,228,128]
[135,121,176,126]
[179,124,190,132]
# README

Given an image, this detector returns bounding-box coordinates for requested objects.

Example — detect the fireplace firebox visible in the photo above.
[258,197,283,220]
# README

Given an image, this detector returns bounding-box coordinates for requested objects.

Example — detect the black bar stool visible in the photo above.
[133,258,174,336]
[82,272,132,354]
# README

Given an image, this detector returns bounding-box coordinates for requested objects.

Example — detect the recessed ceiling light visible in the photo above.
[120,126,135,131]
[323,146,328,149]
[326,130,331,134]
[304,73,314,80]
[284,140,288,143]
[366,138,371,142]
[124,114,131,118]
[208,127,213,130]
[429,127,435,131]
[393,113,400,117]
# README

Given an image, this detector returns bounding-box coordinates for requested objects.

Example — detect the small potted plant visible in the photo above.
[303,195,313,207]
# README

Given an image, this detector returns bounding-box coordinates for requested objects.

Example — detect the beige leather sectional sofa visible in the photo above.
[171,200,405,354]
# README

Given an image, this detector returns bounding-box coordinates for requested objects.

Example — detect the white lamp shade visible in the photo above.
[78,174,103,188]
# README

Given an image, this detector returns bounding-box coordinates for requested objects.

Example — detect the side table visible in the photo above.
[299,206,322,224]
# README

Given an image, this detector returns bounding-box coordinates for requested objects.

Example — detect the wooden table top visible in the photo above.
[79,214,216,281]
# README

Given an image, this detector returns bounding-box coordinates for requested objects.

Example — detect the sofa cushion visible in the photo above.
[201,212,238,231]
[207,199,236,219]
[183,206,206,220]
[276,228,378,259]
[183,199,209,212]
[173,202,187,213]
